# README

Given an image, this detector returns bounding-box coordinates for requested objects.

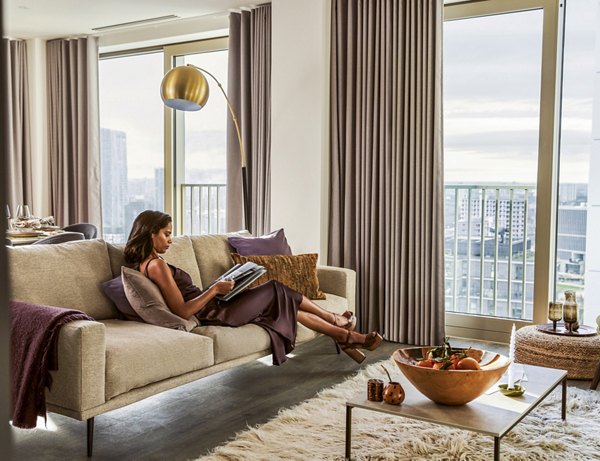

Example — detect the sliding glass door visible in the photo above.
[443,0,561,340]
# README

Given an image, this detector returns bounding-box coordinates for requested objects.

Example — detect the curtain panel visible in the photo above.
[46,37,101,229]
[329,0,445,345]
[227,4,272,235]
[2,39,32,214]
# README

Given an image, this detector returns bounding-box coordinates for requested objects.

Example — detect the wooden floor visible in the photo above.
[10,336,591,460]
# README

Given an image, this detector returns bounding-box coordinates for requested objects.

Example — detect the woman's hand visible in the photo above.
[212,279,235,296]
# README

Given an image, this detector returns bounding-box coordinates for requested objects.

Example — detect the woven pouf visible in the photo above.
[515,325,600,379]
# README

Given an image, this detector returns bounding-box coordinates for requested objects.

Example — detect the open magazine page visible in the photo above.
[205,262,267,301]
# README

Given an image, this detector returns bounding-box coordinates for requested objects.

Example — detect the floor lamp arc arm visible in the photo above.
[186,64,246,169]
[185,64,250,232]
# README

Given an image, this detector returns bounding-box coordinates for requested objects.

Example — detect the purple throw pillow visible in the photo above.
[101,276,143,322]
[228,228,293,256]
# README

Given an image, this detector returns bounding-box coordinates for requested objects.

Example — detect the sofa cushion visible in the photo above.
[193,293,347,363]
[189,231,250,287]
[8,239,118,319]
[122,267,199,331]
[102,319,214,400]
[228,228,292,255]
[193,323,270,364]
[107,236,202,288]
[231,253,326,300]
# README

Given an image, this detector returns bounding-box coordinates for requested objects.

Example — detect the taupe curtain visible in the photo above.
[227,4,272,235]
[329,0,445,345]
[46,37,101,229]
[2,39,32,214]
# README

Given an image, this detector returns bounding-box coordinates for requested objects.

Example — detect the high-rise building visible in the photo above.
[100,128,128,243]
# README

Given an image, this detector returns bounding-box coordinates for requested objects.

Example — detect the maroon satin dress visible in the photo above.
[169,263,303,365]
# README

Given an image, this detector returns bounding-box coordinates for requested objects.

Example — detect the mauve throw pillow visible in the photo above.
[228,228,292,256]
[101,276,143,322]
[121,267,199,331]
[231,253,326,300]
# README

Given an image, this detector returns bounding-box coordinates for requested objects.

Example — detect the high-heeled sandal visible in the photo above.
[334,311,357,331]
[338,330,366,364]
[360,331,383,351]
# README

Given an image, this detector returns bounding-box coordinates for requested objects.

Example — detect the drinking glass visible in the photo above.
[16,205,31,221]
[548,302,562,331]
[6,205,13,230]
[563,291,578,333]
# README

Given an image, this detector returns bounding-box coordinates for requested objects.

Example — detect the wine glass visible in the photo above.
[6,205,13,230]
[16,205,32,221]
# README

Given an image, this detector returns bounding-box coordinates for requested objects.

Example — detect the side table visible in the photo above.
[515,325,600,381]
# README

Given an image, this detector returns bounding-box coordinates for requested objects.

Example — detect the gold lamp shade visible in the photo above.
[160,65,209,111]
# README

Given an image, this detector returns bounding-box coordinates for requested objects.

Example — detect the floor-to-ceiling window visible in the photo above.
[98,38,228,242]
[99,51,165,243]
[443,0,560,340]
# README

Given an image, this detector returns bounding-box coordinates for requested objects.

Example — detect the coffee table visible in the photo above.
[345,364,567,461]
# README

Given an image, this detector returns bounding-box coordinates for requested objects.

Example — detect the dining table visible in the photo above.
[5,227,65,246]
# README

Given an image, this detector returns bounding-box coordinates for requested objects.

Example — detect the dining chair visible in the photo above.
[62,223,98,239]
[32,231,85,245]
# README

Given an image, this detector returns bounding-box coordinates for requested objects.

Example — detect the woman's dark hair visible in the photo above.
[124,210,172,264]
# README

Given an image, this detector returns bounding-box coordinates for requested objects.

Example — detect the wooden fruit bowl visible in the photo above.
[392,347,511,406]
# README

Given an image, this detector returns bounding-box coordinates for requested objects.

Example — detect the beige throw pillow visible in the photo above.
[121,267,199,331]
[230,253,326,300]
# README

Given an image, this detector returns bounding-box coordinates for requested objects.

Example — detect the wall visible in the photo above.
[271,0,331,259]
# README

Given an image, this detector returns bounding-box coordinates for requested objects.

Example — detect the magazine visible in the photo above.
[205,262,267,302]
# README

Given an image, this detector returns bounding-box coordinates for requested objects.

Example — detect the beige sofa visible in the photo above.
[8,233,355,456]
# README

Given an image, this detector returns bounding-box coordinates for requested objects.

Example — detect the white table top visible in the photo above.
[347,364,567,438]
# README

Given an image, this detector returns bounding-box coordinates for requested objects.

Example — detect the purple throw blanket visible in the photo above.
[10,301,93,429]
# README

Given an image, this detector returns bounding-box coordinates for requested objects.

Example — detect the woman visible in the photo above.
[124,210,383,365]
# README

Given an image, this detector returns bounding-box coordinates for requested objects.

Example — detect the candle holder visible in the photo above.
[563,291,578,333]
[548,302,563,332]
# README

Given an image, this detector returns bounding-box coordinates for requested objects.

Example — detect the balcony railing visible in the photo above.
[444,184,536,321]
[181,183,227,235]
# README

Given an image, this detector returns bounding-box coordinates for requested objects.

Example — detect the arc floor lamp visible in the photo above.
[160,64,250,231]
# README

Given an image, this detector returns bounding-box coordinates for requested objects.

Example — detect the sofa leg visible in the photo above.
[87,417,94,457]
[332,337,341,354]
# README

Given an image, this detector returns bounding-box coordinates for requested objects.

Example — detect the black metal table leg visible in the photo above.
[345,405,353,460]
[494,436,500,461]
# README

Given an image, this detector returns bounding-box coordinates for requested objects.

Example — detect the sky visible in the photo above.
[444,0,598,185]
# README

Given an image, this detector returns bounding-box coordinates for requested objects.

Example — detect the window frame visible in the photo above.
[443,0,562,341]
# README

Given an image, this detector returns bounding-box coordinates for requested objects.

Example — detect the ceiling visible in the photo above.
[3,0,258,40]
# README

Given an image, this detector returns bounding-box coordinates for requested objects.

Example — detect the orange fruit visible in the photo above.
[456,357,481,370]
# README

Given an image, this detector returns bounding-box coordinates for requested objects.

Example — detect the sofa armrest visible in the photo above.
[46,320,106,414]
[317,265,356,313]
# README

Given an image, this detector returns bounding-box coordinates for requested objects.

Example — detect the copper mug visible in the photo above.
[383,382,405,405]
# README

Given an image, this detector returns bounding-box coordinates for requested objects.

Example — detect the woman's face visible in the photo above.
[151,222,173,254]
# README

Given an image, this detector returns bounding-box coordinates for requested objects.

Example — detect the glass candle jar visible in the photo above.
[563,291,578,333]
[548,302,563,331]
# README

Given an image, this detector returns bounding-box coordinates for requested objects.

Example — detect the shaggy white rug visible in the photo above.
[197,358,600,461]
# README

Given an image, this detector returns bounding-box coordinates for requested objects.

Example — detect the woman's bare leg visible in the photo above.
[297,311,364,343]
[297,311,382,364]
[297,295,351,326]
